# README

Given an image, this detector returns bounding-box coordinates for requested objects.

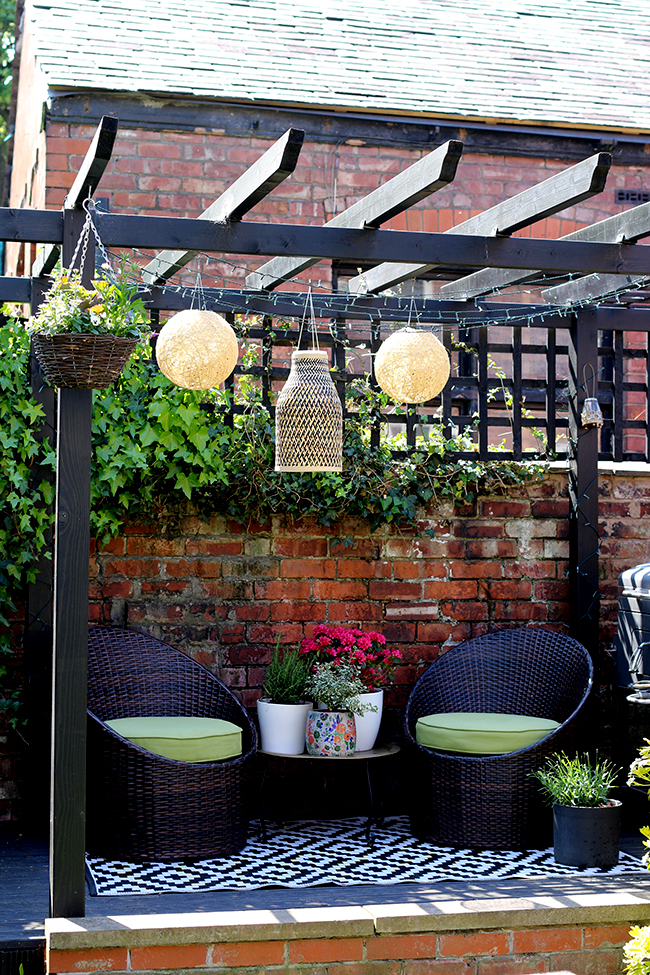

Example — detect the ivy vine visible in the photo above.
[0,324,548,726]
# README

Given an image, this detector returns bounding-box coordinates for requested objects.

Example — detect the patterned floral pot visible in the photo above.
[306,710,356,757]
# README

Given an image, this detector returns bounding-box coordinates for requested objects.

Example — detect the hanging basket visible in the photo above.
[275,350,343,472]
[32,333,137,389]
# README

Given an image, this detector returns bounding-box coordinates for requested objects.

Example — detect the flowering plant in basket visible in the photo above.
[299,624,402,692]
[28,264,147,339]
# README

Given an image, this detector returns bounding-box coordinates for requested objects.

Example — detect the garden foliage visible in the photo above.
[0,323,546,725]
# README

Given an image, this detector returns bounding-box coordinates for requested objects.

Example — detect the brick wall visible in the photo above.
[45,917,633,975]
[89,472,574,709]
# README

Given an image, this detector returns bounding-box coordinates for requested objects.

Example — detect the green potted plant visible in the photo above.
[532,753,621,867]
[29,264,148,389]
[257,641,312,755]
[305,661,377,758]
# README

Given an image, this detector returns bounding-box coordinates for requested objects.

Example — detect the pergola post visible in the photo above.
[568,308,600,670]
[49,207,94,918]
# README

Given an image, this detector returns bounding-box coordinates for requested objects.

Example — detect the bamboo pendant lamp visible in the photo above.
[375,326,450,404]
[156,309,239,390]
[275,350,343,472]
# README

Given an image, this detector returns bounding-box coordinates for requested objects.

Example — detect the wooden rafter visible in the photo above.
[32,115,119,278]
[347,152,612,294]
[245,140,463,290]
[445,200,650,300]
[142,128,305,286]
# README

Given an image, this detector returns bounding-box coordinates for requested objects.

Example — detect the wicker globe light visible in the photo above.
[156,310,239,390]
[275,349,343,472]
[374,327,450,404]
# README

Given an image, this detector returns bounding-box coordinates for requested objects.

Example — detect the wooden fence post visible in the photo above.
[49,207,94,918]
[568,309,600,671]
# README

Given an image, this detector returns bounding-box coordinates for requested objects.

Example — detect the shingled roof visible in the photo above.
[27,0,650,133]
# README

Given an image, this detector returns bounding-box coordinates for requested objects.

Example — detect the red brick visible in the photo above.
[329,963,402,975]
[532,500,571,517]
[512,928,581,952]
[423,581,478,599]
[337,559,391,579]
[440,933,509,958]
[288,938,364,963]
[533,581,569,600]
[103,559,159,577]
[583,925,631,949]
[466,541,518,558]
[369,582,422,600]
[130,945,206,970]
[185,540,243,556]
[328,601,383,621]
[313,580,367,599]
[254,580,311,600]
[455,523,504,539]
[440,601,489,620]
[548,950,622,975]
[272,538,328,557]
[494,602,548,620]
[477,958,546,975]
[404,962,476,975]
[417,622,472,642]
[488,581,532,599]
[48,949,129,973]
[481,501,531,517]
[367,934,439,960]
[247,623,304,643]
[270,601,326,622]
[281,559,336,578]
[451,561,502,579]
[194,561,222,578]
[209,941,285,967]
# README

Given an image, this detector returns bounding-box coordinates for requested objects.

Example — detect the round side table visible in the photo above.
[257,744,400,846]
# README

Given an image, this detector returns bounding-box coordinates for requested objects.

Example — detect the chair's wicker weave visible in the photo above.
[86,626,257,861]
[403,627,593,850]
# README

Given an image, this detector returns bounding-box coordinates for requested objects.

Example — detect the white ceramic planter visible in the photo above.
[353,689,383,751]
[257,699,312,755]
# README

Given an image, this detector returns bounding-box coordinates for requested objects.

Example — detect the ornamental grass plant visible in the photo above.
[532,753,618,807]
[262,642,310,705]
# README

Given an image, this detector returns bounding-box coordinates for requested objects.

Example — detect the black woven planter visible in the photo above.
[32,333,137,389]
[553,800,622,868]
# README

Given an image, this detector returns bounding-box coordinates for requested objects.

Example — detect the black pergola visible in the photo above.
[4,117,650,919]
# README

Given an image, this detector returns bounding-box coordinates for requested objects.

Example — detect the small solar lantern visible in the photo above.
[374,327,450,404]
[156,310,239,390]
[275,349,343,472]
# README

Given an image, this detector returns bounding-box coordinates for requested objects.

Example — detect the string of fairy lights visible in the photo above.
[113,246,649,337]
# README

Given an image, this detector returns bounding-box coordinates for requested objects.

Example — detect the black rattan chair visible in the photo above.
[404,626,593,850]
[86,625,257,861]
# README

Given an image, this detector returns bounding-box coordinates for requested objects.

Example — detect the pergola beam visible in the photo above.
[32,116,118,277]
[447,200,650,299]
[347,152,612,294]
[245,140,463,290]
[142,128,305,286]
[88,211,650,277]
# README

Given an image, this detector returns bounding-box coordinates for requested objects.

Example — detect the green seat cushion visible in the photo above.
[415,712,560,755]
[105,716,243,762]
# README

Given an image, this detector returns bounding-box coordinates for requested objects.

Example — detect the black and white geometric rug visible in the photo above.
[86,816,646,895]
[85,817,645,896]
